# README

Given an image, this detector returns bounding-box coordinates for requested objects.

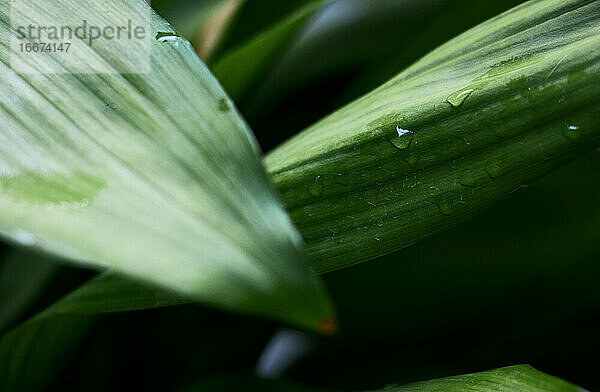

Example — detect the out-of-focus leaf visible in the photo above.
[208,0,316,62]
[38,271,189,315]
[151,0,226,40]
[0,0,333,330]
[0,314,94,392]
[195,0,243,61]
[266,0,600,272]
[0,250,58,333]
[211,1,326,101]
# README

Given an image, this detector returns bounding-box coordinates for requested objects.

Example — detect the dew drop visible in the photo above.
[333,173,350,189]
[485,160,505,178]
[105,102,118,111]
[437,200,453,215]
[390,126,413,150]
[459,171,478,187]
[308,175,324,197]
[447,56,542,108]
[446,88,473,107]
[563,124,581,141]
[156,32,180,46]
[391,136,411,149]
[396,126,412,137]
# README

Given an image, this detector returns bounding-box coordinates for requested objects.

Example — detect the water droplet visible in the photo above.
[390,126,413,150]
[396,126,412,137]
[437,200,453,215]
[308,175,323,197]
[485,160,505,178]
[332,173,350,190]
[448,56,542,107]
[459,171,478,187]
[446,88,473,107]
[520,85,536,101]
[562,124,581,141]
[156,32,180,46]
[304,205,314,217]
[218,98,230,112]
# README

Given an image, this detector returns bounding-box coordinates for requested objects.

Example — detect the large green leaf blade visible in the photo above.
[0,0,333,330]
[266,0,600,272]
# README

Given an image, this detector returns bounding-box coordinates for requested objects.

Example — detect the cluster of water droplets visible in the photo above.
[304,57,587,223]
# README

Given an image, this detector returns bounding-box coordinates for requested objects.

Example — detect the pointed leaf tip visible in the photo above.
[0,0,331,329]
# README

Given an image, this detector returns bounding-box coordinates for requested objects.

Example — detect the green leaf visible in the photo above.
[0,250,57,333]
[265,0,600,272]
[36,271,189,315]
[211,0,326,101]
[208,0,317,63]
[0,0,333,330]
[151,0,226,41]
[382,365,584,392]
[0,314,94,392]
